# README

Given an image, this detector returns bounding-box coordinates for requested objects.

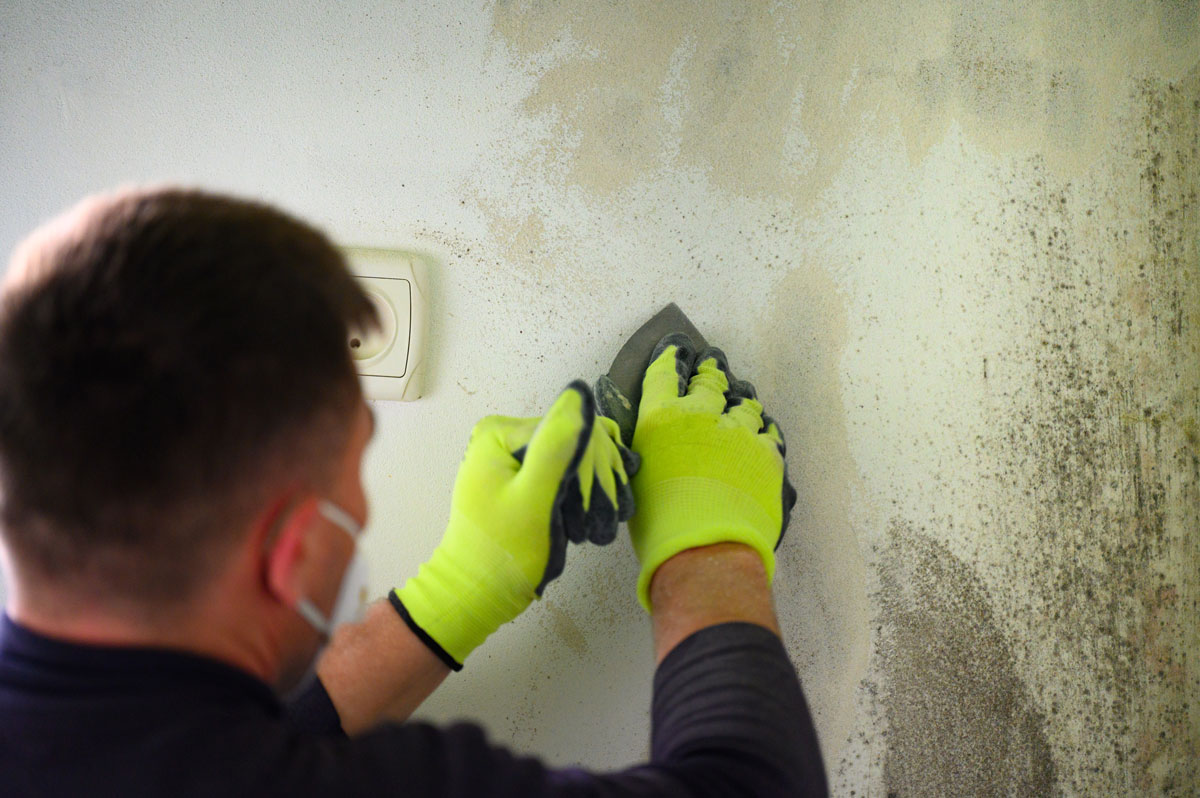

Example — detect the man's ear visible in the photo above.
[263,497,321,607]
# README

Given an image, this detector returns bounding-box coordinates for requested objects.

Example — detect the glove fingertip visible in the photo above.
[650,332,697,397]
[762,414,787,456]
[564,377,596,414]
[586,488,620,545]
[619,446,641,480]
[649,331,696,366]
[597,414,622,442]
[724,378,759,411]
[615,477,637,523]
[520,381,596,488]
[560,476,588,544]
[686,346,733,404]
[695,345,731,376]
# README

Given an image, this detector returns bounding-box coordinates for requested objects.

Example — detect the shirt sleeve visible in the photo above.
[285,677,347,738]
[645,622,828,796]
[310,622,826,798]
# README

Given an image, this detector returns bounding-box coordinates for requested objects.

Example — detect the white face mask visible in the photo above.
[295,500,370,638]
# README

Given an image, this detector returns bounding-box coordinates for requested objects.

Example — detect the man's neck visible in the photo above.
[6,578,283,685]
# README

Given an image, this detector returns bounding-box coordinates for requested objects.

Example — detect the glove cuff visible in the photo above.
[388,592,462,671]
[392,519,538,665]
[630,477,779,611]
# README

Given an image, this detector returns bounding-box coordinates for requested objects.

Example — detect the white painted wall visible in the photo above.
[3,2,1196,794]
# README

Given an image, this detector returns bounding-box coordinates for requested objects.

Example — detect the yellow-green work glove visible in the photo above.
[628,333,797,610]
[390,381,635,670]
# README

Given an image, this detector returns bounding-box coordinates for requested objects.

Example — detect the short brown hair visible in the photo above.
[0,187,377,602]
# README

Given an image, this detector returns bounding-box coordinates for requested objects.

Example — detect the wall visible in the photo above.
[1,2,1196,794]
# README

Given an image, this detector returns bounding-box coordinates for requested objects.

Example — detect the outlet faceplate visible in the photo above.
[341,247,428,401]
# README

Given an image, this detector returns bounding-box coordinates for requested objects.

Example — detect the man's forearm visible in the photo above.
[314,541,780,734]
[644,543,827,796]
[649,542,779,663]
[316,599,450,735]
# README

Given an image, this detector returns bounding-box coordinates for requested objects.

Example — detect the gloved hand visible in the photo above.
[628,333,797,610]
[554,415,640,546]
[391,380,633,669]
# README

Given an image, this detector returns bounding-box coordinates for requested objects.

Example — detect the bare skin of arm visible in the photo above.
[319,541,772,734]
[650,542,779,665]
[315,600,450,735]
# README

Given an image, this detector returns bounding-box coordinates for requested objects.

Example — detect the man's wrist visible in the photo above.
[315,599,451,735]
[649,542,780,664]
[629,476,781,610]
[388,592,463,671]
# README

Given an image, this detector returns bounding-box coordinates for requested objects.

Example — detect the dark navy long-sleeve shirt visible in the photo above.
[0,615,826,796]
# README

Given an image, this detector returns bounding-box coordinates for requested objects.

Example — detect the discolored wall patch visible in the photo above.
[487,0,1197,215]
[972,71,1199,794]
[757,264,871,771]
[877,523,1057,797]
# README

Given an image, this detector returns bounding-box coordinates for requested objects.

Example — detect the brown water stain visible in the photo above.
[542,598,589,656]
[489,1,1197,204]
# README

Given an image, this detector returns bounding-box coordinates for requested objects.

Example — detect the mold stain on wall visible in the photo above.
[848,72,1198,796]
[877,523,1057,796]
[972,73,1197,795]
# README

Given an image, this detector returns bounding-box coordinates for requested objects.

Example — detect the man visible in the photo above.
[0,187,827,796]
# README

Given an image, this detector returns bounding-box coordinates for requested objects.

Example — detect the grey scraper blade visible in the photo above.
[595,303,708,445]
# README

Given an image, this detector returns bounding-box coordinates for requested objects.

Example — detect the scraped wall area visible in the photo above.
[1,2,1196,795]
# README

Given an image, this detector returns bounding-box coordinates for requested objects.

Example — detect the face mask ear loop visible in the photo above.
[317,500,362,539]
[295,597,332,639]
[294,501,363,639]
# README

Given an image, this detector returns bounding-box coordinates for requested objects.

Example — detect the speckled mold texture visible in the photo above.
[843,72,1200,796]
[0,1,1196,795]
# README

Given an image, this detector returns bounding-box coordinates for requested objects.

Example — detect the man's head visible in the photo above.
[0,187,377,664]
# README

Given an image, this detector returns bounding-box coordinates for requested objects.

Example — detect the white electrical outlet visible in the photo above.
[341,247,428,401]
